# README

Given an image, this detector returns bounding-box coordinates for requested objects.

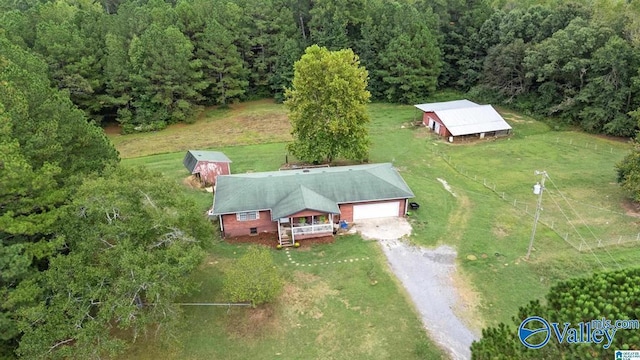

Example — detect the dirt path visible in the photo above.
[354,218,480,359]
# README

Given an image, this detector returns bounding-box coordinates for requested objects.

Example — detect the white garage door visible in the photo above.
[353,202,400,220]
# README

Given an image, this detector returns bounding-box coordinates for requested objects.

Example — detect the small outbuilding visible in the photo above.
[415,100,512,141]
[183,150,232,186]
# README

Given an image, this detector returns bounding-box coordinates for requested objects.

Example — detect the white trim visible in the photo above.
[291,223,333,236]
[336,197,411,206]
[236,211,259,221]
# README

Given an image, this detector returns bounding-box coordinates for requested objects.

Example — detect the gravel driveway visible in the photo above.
[353,218,479,360]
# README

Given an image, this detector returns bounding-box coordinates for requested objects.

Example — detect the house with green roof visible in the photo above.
[212,163,414,246]
[183,150,232,186]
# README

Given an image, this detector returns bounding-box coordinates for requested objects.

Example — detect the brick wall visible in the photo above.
[399,199,408,216]
[221,210,277,237]
[338,204,353,222]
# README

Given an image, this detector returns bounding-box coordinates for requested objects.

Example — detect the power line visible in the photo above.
[545,175,622,270]
[543,187,607,270]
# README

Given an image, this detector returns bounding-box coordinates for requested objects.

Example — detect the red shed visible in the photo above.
[415,100,511,141]
[183,150,231,186]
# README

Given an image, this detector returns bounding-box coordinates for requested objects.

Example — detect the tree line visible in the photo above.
[3,0,640,136]
[1,34,212,358]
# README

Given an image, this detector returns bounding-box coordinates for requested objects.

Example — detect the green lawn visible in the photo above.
[115,99,640,357]
[123,238,444,360]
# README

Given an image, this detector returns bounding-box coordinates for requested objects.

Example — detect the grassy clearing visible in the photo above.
[116,99,640,356]
[365,103,639,323]
[107,99,291,158]
[123,239,444,360]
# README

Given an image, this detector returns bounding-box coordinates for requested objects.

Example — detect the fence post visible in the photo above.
[502,192,505,199]
[513,199,517,207]
[618,236,622,244]
[483,178,486,186]
[493,184,496,191]
[579,243,582,251]
[551,221,554,229]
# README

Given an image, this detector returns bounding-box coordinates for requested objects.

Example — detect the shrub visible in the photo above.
[222,246,283,307]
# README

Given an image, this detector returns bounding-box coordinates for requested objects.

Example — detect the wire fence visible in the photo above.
[429,139,640,252]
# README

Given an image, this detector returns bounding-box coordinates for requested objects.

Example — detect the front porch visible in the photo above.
[278,213,336,246]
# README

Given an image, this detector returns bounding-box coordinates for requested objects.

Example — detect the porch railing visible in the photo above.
[291,223,333,236]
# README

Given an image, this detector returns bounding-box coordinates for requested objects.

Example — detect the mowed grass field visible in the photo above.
[109,99,640,358]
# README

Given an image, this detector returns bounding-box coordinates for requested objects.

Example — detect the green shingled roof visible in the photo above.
[212,163,414,220]
[272,185,340,219]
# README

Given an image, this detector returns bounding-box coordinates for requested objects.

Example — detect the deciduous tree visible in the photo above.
[284,45,370,163]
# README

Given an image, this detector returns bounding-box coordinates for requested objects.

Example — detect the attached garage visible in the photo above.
[353,201,401,220]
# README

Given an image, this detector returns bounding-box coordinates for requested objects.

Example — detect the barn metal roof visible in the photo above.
[414,99,479,112]
[183,150,231,173]
[414,100,511,137]
[212,163,414,220]
[435,105,512,136]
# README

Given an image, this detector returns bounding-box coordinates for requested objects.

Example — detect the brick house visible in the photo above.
[211,163,415,246]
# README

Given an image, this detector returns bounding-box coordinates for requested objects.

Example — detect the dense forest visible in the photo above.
[3,0,640,358]
[2,0,640,136]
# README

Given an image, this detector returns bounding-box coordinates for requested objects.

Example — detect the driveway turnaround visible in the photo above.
[354,218,479,360]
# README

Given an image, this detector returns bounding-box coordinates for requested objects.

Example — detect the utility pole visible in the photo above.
[526,170,547,260]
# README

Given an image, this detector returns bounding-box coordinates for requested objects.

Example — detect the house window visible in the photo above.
[236,211,259,221]
[250,227,258,235]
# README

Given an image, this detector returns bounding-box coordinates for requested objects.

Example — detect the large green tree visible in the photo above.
[33,0,108,122]
[126,24,206,130]
[12,166,209,359]
[0,34,118,357]
[284,45,370,163]
[358,0,441,103]
[472,267,640,359]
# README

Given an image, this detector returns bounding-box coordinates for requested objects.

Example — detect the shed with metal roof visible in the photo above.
[183,150,232,186]
[414,100,511,140]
